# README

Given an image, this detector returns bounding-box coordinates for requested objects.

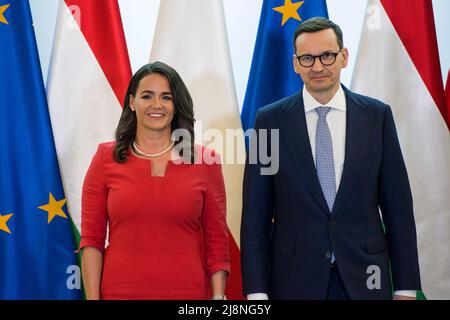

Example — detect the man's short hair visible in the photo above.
[293,17,344,53]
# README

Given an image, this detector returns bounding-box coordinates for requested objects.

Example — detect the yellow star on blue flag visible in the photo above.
[273,0,304,26]
[0,213,13,234]
[241,0,328,133]
[0,0,81,299]
[38,193,68,224]
[0,3,10,25]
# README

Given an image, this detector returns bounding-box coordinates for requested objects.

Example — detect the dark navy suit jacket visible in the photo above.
[240,85,421,299]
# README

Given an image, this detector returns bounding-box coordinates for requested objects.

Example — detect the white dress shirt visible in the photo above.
[247,85,415,299]
[303,84,346,188]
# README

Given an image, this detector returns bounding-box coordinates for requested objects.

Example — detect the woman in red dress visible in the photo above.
[79,62,229,300]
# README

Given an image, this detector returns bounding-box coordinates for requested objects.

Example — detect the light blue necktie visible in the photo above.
[315,107,336,213]
[316,106,336,263]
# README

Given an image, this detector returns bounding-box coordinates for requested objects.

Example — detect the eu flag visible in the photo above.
[241,0,328,131]
[0,0,82,299]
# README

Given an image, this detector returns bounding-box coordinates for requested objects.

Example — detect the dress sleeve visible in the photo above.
[202,158,230,277]
[78,144,108,254]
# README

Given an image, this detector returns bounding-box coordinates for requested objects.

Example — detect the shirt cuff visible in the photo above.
[247,293,269,300]
[393,290,416,298]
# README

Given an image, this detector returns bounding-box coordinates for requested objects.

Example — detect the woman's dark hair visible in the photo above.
[113,61,195,163]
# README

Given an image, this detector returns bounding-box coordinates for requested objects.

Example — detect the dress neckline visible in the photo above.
[129,149,178,178]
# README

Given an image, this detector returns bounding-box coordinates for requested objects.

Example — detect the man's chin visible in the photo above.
[307,83,335,94]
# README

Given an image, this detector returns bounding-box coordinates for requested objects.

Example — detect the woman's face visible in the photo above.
[130,73,175,135]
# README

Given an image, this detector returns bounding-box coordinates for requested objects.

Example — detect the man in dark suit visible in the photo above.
[240,17,421,300]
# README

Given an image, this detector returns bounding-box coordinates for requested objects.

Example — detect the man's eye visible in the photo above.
[300,55,313,62]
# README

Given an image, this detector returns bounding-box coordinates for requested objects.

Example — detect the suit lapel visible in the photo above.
[277,91,330,215]
[332,88,369,216]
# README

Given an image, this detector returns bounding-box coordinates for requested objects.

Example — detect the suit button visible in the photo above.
[328,219,336,227]
[325,251,332,259]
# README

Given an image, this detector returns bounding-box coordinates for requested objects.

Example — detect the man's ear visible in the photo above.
[293,54,301,74]
[341,48,349,68]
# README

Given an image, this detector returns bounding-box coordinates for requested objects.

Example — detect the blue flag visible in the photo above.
[0,0,82,299]
[241,0,328,131]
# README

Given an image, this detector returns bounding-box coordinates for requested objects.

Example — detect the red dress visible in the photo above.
[79,142,230,299]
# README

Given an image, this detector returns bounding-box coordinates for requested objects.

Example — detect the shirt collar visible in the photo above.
[303,84,346,113]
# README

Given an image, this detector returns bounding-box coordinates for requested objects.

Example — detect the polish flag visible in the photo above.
[47,0,132,237]
[352,0,450,299]
[150,0,245,299]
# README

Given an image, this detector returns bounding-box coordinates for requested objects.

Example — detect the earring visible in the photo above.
[130,105,135,112]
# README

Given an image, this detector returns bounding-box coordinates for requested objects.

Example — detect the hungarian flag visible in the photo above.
[150,0,245,299]
[352,0,450,299]
[47,0,131,241]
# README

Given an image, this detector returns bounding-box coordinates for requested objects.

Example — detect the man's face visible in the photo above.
[293,28,348,95]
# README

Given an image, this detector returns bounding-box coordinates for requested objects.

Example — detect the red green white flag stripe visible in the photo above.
[352,0,450,299]
[47,0,131,237]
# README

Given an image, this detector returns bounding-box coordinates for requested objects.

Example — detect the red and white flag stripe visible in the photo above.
[446,70,450,117]
[150,0,245,299]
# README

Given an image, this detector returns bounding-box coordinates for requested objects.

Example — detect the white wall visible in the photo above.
[31,0,449,110]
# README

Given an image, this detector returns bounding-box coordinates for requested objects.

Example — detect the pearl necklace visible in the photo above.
[132,140,175,158]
